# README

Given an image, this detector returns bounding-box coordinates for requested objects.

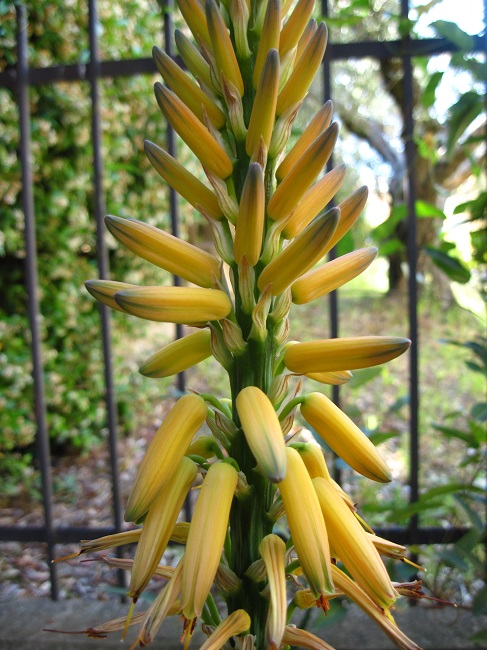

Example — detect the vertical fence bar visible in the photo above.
[87,0,125,571]
[400,0,420,545]
[322,0,342,483]
[16,3,58,600]
[163,0,186,397]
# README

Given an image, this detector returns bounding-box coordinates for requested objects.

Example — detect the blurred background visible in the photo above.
[0,0,485,637]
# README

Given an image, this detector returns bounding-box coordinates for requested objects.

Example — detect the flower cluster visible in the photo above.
[62,0,423,647]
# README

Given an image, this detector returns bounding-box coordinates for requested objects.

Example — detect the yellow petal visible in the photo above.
[125,394,207,522]
[152,46,226,129]
[128,457,198,600]
[285,336,411,374]
[114,286,232,324]
[324,185,368,252]
[176,0,211,45]
[282,625,336,650]
[305,370,353,385]
[246,49,280,156]
[175,29,215,91]
[267,123,338,221]
[145,141,222,220]
[181,462,238,619]
[259,534,287,650]
[279,0,315,56]
[206,0,244,95]
[276,22,328,116]
[234,163,265,266]
[139,329,212,378]
[313,476,397,609]
[253,0,281,88]
[278,447,333,598]
[281,165,346,238]
[291,247,378,304]
[300,392,392,483]
[105,216,220,288]
[154,83,233,179]
[236,386,287,483]
[84,279,137,313]
[276,101,333,182]
[257,208,339,296]
[199,610,251,650]
[292,442,331,480]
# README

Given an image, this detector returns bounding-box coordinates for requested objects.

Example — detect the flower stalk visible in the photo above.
[62,0,421,648]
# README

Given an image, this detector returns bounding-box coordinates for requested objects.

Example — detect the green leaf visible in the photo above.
[472,587,487,616]
[415,200,447,219]
[471,402,487,422]
[446,91,483,156]
[430,20,475,51]
[454,192,487,222]
[422,71,443,108]
[424,246,471,284]
[433,424,476,447]
[368,431,399,445]
[347,366,383,388]
[470,629,487,643]
[378,238,406,256]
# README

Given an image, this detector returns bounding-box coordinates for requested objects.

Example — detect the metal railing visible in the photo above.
[0,0,484,600]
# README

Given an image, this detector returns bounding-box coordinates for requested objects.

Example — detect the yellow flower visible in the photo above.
[236,386,287,483]
[206,0,244,95]
[253,0,281,88]
[300,392,392,482]
[152,45,226,129]
[144,140,222,220]
[176,0,211,45]
[234,163,265,266]
[324,185,369,252]
[246,49,280,157]
[125,394,207,522]
[199,610,251,650]
[259,534,287,649]
[84,280,137,313]
[291,247,378,304]
[257,208,339,296]
[181,462,238,620]
[292,442,331,480]
[314,476,397,609]
[139,329,212,378]
[105,216,220,288]
[305,370,353,385]
[128,456,198,601]
[285,336,411,374]
[278,447,333,599]
[279,0,315,56]
[114,286,232,324]
[154,83,233,179]
[282,625,336,649]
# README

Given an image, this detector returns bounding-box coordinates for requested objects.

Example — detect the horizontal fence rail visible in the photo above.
[1,0,485,600]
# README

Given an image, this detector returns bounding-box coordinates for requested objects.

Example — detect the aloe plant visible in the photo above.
[59,0,426,647]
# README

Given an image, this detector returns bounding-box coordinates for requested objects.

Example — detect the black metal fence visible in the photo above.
[0,0,485,600]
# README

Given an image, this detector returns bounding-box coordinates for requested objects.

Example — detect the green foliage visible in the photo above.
[0,1,173,486]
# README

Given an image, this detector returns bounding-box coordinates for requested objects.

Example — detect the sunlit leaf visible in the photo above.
[421,70,443,108]
[424,246,471,284]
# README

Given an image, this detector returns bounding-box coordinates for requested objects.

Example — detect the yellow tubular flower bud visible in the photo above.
[279,0,315,56]
[269,100,302,160]
[253,0,281,88]
[276,101,333,182]
[175,29,215,92]
[331,566,422,650]
[246,49,280,156]
[267,123,338,222]
[145,141,223,220]
[282,165,346,238]
[230,0,251,58]
[234,163,265,266]
[176,0,211,45]
[313,476,397,609]
[105,216,220,288]
[171,521,191,543]
[324,185,369,252]
[285,336,411,374]
[128,457,198,601]
[259,534,287,650]
[84,280,137,313]
[181,462,238,620]
[295,18,317,61]
[152,46,226,129]
[125,394,208,522]
[278,447,334,598]
[282,625,336,650]
[292,442,331,480]
[154,83,233,179]
[199,610,251,650]
[291,247,378,304]
[206,0,245,96]
[139,329,212,378]
[222,76,247,142]
[236,386,287,483]
[257,208,339,296]
[276,22,328,116]
[186,434,221,459]
[114,286,232,324]
[305,370,353,385]
[300,392,392,483]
